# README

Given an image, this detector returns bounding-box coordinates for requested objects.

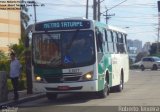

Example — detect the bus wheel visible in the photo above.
[98,80,109,98]
[115,75,123,92]
[46,93,57,100]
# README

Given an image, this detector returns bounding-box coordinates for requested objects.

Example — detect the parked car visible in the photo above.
[140,56,160,71]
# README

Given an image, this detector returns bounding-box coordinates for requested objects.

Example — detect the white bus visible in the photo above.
[32,18,129,100]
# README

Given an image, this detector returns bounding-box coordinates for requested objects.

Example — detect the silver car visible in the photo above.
[140,56,160,71]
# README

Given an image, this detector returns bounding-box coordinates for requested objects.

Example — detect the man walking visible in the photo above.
[10,52,22,100]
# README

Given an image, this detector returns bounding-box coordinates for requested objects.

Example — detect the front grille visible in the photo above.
[65,76,81,81]
[45,86,82,91]
[44,74,82,83]
[45,77,61,83]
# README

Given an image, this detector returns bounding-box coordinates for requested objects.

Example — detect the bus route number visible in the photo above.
[69,69,80,73]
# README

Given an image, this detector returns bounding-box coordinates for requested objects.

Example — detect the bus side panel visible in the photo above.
[97,53,112,91]
[123,54,129,83]
[111,54,120,87]
[111,54,129,87]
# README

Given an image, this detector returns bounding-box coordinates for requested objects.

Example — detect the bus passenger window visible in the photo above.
[102,29,108,52]
[96,28,103,52]
[105,30,109,52]
[112,32,117,53]
[107,30,114,53]
[123,34,127,53]
[116,33,126,53]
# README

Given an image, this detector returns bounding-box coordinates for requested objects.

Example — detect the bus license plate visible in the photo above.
[58,86,70,90]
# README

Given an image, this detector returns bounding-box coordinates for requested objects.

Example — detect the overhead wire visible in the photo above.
[128,31,157,34]
[34,1,158,27]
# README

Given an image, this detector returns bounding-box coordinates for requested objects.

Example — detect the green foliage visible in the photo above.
[135,51,149,62]
[149,43,160,55]
[0,60,10,72]
[8,40,25,58]
[7,79,27,91]
[19,79,27,91]
[129,58,133,66]
[149,43,157,55]
[0,50,7,61]
[0,50,9,72]
[130,65,139,69]
[20,1,30,44]
[150,53,160,58]
[7,79,13,91]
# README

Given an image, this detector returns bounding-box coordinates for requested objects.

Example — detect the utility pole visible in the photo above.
[98,0,100,21]
[33,0,37,23]
[86,0,89,19]
[25,0,37,94]
[102,0,128,24]
[105,8,108,24]
[158,29,160,53]
[103,7,115,24]
[93,0,97,20]
[25,26,33,94]
[157,1,160,53]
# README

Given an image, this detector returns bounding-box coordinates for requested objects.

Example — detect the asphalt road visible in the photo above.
[14,70,160,112]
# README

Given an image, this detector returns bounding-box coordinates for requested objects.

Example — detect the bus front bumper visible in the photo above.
[33,80,98,93]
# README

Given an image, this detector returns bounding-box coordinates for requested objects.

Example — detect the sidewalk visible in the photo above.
[0,90,45,108]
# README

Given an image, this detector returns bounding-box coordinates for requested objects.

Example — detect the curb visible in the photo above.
[0,93,45,109]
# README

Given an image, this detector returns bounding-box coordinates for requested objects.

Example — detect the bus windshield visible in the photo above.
[32,30,95,68]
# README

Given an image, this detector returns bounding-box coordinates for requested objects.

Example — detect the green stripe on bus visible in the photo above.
[98,54,112,91]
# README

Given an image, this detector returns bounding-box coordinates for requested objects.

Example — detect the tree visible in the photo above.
[8,40,25,59]
[20,0,30,44]
[135,51,149,62]
[149,43,157,55]
[20,1,33,94]
[0,50,7,61]
[149,43,160,55]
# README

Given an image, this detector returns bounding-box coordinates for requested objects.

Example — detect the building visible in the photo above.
[127,39,142,62]
[0,1,21,52]
[127,39,142,53]
[142,42,151,54]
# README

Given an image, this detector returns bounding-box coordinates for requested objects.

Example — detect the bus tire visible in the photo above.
[97,80,109,98]
[115,75,124,92]
[46,93,57,100]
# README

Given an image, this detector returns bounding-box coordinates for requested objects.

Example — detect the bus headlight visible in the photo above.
[36,76,41,81]
[83,71,93,80]
[35,76,42,82]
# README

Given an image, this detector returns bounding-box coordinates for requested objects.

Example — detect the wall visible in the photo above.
[0,0,21,52]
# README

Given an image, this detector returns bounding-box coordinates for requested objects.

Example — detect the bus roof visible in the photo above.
[107,25,127,34]
[35,18,92,24]
[33,18,127,34]
[33,18,93,32]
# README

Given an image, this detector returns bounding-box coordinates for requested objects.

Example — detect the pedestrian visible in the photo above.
[10,52,22,100]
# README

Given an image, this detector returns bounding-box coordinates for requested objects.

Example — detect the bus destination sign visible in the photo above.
[35,20,91,31]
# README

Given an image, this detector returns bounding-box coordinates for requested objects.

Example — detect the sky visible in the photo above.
[28,0,159,45]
